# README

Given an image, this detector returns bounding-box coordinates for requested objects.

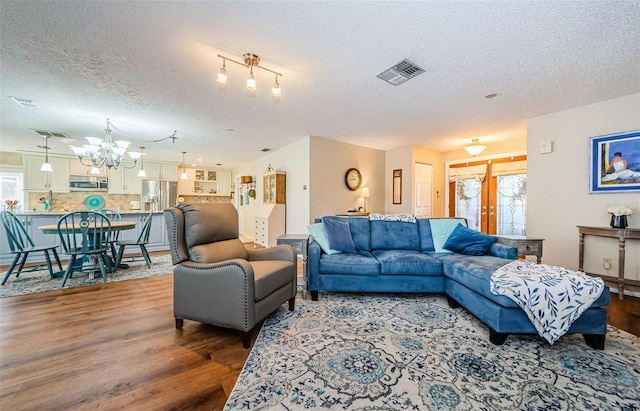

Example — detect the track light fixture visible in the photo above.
[216,52,282,97]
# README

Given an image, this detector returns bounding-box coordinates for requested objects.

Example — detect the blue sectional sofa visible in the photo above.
[307,216,610,349]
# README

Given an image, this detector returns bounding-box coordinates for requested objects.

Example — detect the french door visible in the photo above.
[448,156,527,235]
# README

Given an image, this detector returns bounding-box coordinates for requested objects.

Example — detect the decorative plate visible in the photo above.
[84,194,105,210]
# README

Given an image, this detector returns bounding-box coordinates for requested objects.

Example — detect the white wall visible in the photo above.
[234,137,310,237]
[309,136,385,222]
[527,93,640,292]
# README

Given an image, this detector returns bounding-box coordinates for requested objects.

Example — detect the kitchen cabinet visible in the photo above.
[179,168,232,197]
[0,214,62,266]
[143,162,178,181]
[69,158,107,176]
[116,212,167,251]
[24,156,70,192]
[216,170,232,196]
[263,171,285,204]
[254,204,286,248]
[177,168,195,194]
[108,162,142,194]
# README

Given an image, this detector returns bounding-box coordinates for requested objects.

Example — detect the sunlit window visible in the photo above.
[0,169,24,212]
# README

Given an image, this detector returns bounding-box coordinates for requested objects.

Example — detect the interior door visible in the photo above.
[414,163,433,217]
[448,156,527,235]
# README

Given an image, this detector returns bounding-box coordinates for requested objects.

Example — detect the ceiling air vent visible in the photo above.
[30,129,70,139]
[376,59,425,86]
[9,96,38,109]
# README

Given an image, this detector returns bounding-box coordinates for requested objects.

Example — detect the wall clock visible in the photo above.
[344,168,362,191]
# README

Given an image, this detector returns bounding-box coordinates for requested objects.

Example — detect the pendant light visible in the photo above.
[137,146,146,178]
[39,135,53,172]
[180,151,188,180]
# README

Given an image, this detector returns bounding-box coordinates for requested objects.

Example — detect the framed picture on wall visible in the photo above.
[589,130,640,193]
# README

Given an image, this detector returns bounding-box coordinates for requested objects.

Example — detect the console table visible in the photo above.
[577,225,640,300]
[494,235,544,263]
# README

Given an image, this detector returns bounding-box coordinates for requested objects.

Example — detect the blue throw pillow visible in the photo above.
[429,218,468,253]
[306,223,342,255]
[443,224,497,256]
[322,217,356,253]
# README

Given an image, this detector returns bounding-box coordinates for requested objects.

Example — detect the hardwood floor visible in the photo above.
[1,255,639,410]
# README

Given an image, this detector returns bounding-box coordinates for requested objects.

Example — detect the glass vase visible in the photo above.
[610,214,628,229]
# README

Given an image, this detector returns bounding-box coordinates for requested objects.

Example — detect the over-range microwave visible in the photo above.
[69,176,108,192]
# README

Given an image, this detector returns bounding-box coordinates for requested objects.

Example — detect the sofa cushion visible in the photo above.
[429,218,468,253]
[372,250,442,275]
[443,224,496,256]
[319,251,380,276]
[436,253,521,308]
[323,216,371,251]
[417,218,435,252]
[437,253,611,309]
[306,223,341,255]
[322,217,356,253]
[370,220,420,251]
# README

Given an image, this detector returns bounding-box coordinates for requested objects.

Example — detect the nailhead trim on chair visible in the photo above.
[179,261,251,331]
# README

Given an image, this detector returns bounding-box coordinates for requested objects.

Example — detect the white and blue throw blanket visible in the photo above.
[369,213,417,223]
[490,260,605,344]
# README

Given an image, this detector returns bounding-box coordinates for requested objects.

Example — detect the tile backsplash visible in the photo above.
[26,192,231,212]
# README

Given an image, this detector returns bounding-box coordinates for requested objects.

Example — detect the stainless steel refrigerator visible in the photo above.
[141,180,178,212]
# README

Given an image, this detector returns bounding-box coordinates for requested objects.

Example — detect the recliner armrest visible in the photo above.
[247,244,296,263]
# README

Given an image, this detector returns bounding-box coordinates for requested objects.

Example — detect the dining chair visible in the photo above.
[57,211,111,287]
[1,211,63,285]
[97,209,122,262]
[114,210,153,269]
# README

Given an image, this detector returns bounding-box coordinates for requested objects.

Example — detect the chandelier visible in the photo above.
[69,119,142,171]
[216,52,282,97]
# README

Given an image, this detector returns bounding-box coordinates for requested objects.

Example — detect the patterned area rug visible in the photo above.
[0,254,173,297]
[225,293,640,410]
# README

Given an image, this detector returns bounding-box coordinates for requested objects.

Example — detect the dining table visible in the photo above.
[38,221,137,277]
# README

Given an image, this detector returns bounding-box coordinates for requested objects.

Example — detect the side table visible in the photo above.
[494,235,545,263]
[276,234,309,298]
[577,225,640,300]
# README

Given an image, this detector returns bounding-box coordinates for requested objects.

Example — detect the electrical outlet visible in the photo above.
[603,258,612,270]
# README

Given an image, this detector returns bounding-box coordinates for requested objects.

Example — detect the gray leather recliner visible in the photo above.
[164,202,297,348]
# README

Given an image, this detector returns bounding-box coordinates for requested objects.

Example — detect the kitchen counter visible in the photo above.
[14,211,165,216]
[1,211,169,266]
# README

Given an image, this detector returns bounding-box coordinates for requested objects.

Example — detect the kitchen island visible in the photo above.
[0,211,168,266]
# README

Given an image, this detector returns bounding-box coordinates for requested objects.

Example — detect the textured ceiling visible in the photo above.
[1,1,639,168]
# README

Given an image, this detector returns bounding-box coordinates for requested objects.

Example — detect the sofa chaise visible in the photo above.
[307,216,610,349]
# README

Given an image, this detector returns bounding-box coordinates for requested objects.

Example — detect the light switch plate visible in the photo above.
[540,141,553,154]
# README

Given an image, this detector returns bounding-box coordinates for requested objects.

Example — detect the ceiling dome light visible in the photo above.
[464,138,487,156]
